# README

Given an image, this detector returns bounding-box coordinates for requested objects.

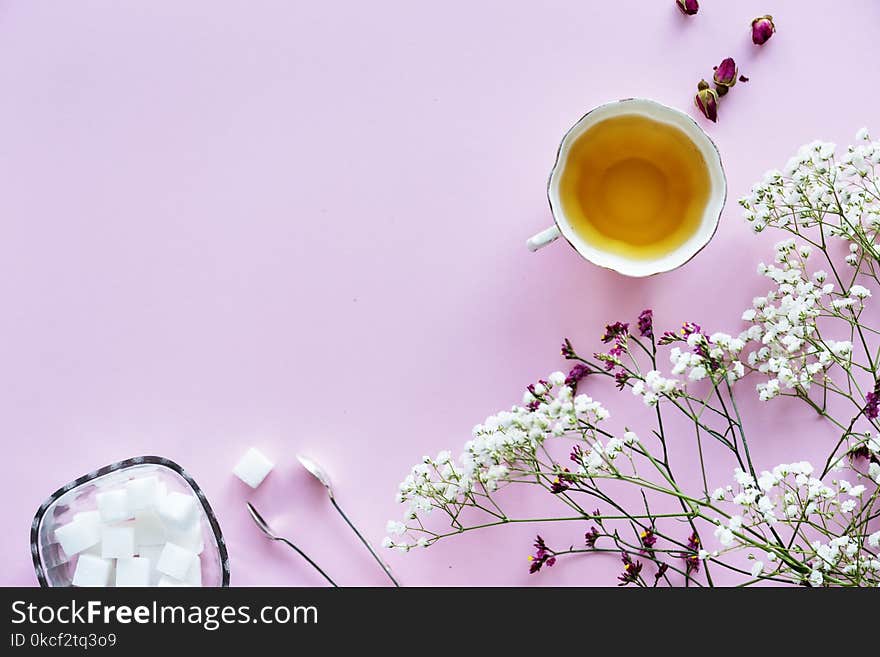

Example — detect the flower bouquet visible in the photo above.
[386,131,880,587]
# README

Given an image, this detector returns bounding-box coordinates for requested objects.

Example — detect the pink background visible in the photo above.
[1,1,878,586]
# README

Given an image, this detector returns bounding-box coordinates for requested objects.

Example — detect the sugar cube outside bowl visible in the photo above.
[31,456,230,587]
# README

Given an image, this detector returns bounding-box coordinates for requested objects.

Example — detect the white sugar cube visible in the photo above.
[101,525,135,559]
[233,448,274,488]
[115,557,151,587]
[184,556,202,586]
[157,575,193,587]
[168,522,204,555]
[73,510,102,531]
[125,476,159,511]
[136,546,164,585]
[72,554,113,587]
[157,492,197,531]
[134,509,167,546]
[55,519,100,557]
[82,543,103,557]
[96,489,132,523]
[156,542,197,580]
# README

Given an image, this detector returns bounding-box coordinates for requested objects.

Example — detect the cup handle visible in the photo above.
[526,225,561,252]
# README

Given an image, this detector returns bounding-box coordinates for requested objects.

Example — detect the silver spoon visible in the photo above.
[246,502,337,587]
[297,455,400,587]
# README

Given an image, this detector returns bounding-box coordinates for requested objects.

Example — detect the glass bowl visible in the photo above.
[31,456,230,587]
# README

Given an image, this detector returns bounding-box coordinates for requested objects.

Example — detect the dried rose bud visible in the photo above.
[695,81,718,123]
[751,15,775,45]
[713,58,738,89]
[676,0,699,15]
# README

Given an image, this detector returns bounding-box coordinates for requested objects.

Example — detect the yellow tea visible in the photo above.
[558,113,711,260]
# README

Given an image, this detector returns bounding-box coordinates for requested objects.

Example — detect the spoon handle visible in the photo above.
[277,537,338,587]
[331,497,400,587]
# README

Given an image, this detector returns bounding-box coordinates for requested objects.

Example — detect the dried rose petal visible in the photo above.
[751,15,776,45]
[695,82,718,123]
[676,0,699,15]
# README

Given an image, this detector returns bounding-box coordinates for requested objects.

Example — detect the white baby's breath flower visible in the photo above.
[849,285,871,300]
[714,525,734,546]
[847,484,865,497]
[385,520,406,536]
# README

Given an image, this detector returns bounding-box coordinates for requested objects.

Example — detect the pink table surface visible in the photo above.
[1,1,878,587]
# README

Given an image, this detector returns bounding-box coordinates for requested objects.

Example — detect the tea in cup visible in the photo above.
[527,98,726,277]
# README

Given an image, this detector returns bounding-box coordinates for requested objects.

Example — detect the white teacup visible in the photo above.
[527,98,726,277]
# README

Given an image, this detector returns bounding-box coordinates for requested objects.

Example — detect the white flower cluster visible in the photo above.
[628,331,746,408]
[630,370,679,407]
[572,430,639,476]
[740,132,880,244]
[739,239,855,401]
[711,461,879,586]
[669,332,746,383]
[385,372,610,551]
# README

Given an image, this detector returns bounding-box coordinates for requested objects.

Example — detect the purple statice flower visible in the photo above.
[654,562,669,583]
[658,331,679,345]
[658,321,702,345]
[561,338,577,360]
[601,322,629,344]
[594,351,620,372]
[565,363,591,388]
[865,379,880,419]
[614,371,629,390]
[528,535,556,574]
[618,552,643,586]
[637,309,654,338]
[680,321,702,337]
[550,468,574,494]
[608,341,625,359]
[639,528,658,555]
[683,531,702,575]
[865,392,879,420]
[595,325,629,373]
[584,526,600,548]
[570,444,584,466]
